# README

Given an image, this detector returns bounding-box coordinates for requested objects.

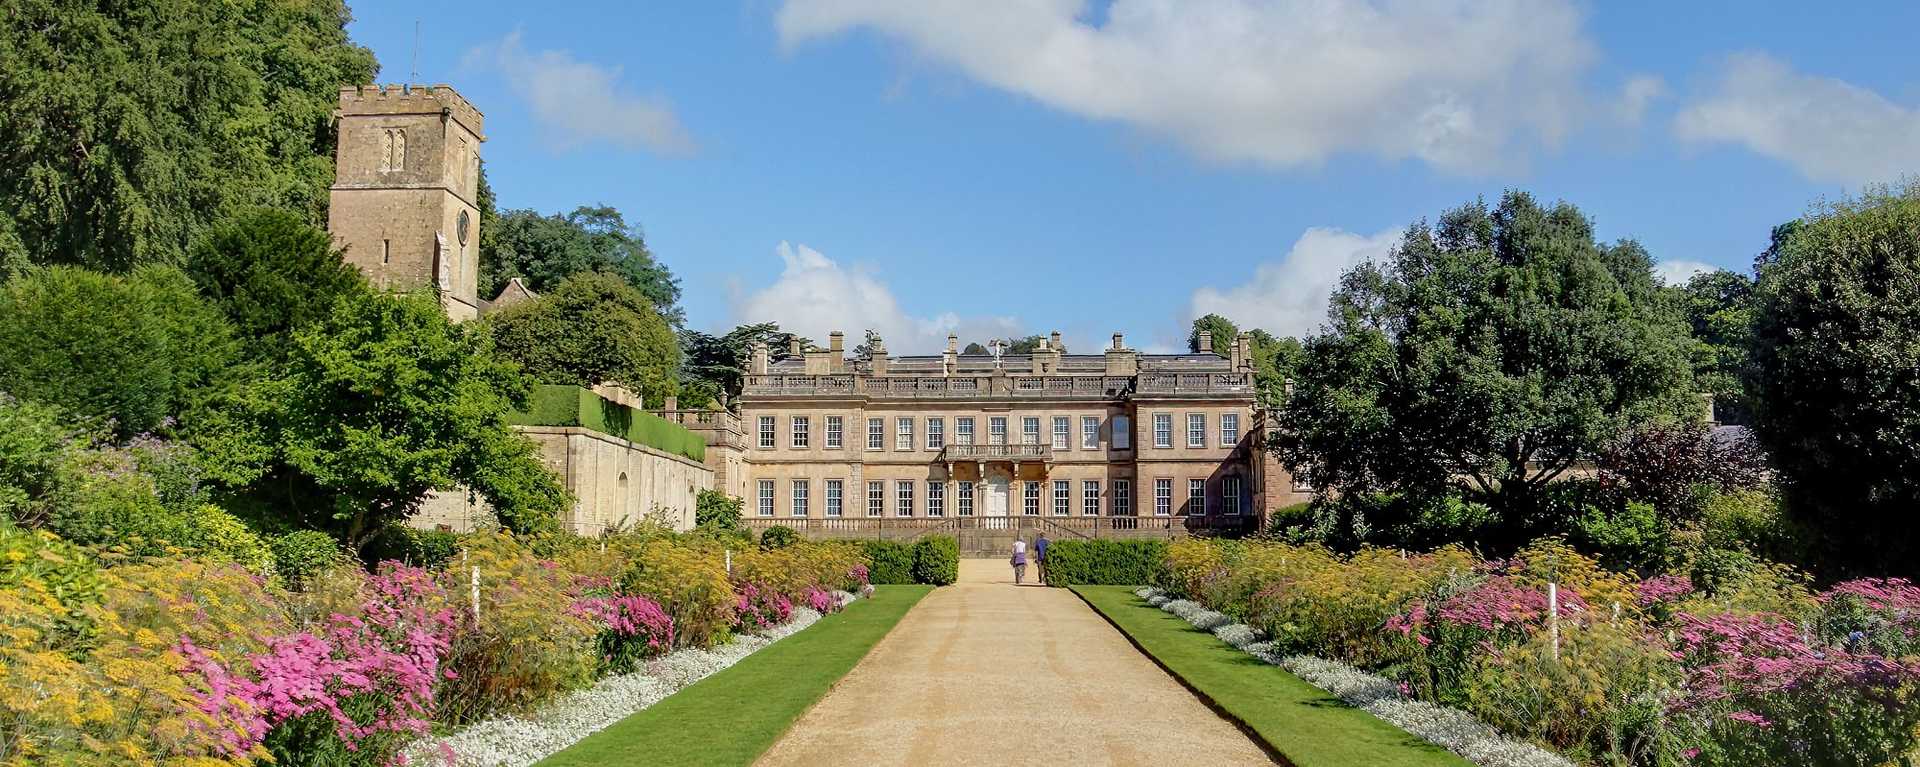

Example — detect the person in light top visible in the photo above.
[1010,538,1028,585]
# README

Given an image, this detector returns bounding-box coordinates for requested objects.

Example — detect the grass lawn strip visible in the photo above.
[536,584,933,767]
[1075,585,1472,767]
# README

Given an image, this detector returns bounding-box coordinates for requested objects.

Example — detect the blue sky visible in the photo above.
[347,1,1920,353]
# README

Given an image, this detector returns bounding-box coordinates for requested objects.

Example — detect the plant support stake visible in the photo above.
[470,565,481,621]
[1548,582,1560,661]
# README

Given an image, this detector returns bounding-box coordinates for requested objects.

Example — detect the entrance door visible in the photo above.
[985,476,1010,516]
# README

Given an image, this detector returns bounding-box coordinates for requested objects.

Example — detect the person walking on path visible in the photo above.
[1010,538,1028,585]
[1034,532,1051,585]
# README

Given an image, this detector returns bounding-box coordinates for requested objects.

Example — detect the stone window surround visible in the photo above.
[867,480,885,516]
[1220,412,1240,447]
[1023,481,1041,516]
[1153,413,1172,448]
[1081,416,1099,449]
[1189,477,1207,516]
[757,479,775,517]
[1154,478,1172,516]
[957,480,975,516]
[1113,479,1132,515]
[1187,413,1206,448]
[895,479,915,517]
[1052,416,1071,450]
[1052,479,1071,516]
[758,416,776,449]
[825,479,843,517]
[926,417,945,450]
[1082,479,1101,516]
[790,416,810,449]
[927,481,945,516]
[867,418,884,450]
[791,479,809,517]
[825,416,843,449]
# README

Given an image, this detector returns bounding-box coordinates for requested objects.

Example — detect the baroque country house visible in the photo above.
[328,83,1306,543]
[665,330,1312,551]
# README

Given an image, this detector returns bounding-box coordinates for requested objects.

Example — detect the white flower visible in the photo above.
[1147,594,1172,607]
[1212,623,1262,649]
[1187,610,1232,631]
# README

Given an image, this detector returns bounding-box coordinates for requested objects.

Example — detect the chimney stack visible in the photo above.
[1198,331,1214,354]
[787,337,803,357]
[947,333,958,353]
[1050,331,1062,351]
[1112,333,1124,351]
[829,331,844,355]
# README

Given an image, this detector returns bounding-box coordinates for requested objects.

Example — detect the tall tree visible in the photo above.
[680,323,811,408]
[1676,269,1756,424]
[1246,329,1304,406]
[1277,192,1697,537]
[225,290,566,547]
[0,0,377,274]
[480,205,681,322]
[961,342,989,355]
[0,266,237,438]
[1747,183,1920,576]
[485,272,681,406]
[185,207,368,362]
[1004,335,1064,354]
[1188,314,1238,353]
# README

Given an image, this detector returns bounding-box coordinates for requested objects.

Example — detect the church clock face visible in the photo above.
[456,210,471,245]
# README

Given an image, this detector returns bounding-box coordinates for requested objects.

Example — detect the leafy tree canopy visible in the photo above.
[480,205,681,323]
[1747,182,1920,576]
[1185,315,1302,406]
[0,0,376,275]
[961,342,989,355]
[1675,269,1755,424]
[0,266,237,439]
[1188,314,1238,353]
[485,272,681,406]
[1005,335,1063,354]
[1276,191,1698,537]
[224,290,567,547]
[680,322,811,408]
[186,207,368,362]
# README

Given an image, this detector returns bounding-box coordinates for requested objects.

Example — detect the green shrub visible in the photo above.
[910,536,959,586]
[694,489,743,531]
[270,530,347,589]
[187,503,273,572]
[1042,539,1169,586]
[758,525,799,551]
[1572,501,1672,574]
[359,524,461,568]
[861,540,915,584]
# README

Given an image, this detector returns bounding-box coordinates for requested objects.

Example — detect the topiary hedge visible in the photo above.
[861,537,958,585]
[861,540,915,584]
[1041,539,1170,586]
[910,536,959,586]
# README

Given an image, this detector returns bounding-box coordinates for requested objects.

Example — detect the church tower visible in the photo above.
[328,84,486,321]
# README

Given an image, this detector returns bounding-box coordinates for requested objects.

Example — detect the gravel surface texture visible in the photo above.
[756,559,1274,767]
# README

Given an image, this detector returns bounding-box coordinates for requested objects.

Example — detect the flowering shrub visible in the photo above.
[1162,537,1920,767]
[0,525,844,766]
[623,538,736,648]
[434,534,597,726]
[573,594,675,674]
[733,582,793,632]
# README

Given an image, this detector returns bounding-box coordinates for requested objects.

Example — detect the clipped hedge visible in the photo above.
[861,540,915,585]
[1042,539,1170,586]
[509,385,705,462]
[910,536,959,586]
[861,536,958,585]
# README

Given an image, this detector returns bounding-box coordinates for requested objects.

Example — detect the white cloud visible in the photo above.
[1188,227,1400,339]
[776,0,1599,172]
[1674,53,1920,185]
[467,31,694,153]
[732,242,1024,353]
[1614,75,1668,125]
[1653,259,1714,286]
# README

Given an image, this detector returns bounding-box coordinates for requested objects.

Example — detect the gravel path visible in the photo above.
[757,559,1274,766]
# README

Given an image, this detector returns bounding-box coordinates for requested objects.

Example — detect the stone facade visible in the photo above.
[328,85,713,533]
[732,330,1310,536]
[328,84,486,321]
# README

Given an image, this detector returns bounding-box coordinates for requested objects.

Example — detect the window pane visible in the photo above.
[927,481,945,517]
[1189,478,1206,515]
[791,416,810,449]
[1187,413,1206,448]
[957,417,975,445]
[990,417,1007,445]
[896,480,914,517]
[759,416,776,449]
[1081,416,1099,449]
[826,416,843,449]
[1113,479,1131,516]
[1113,416,1131,449]
[1052,417,1070,450]
[927,418,944,449]
[896,417,913,450]
[757,479,775,517]
[958,481,975,516]
[867,418,884,450]
[826,479,843,517]
[1220,412,1240,446]
[1083,480,1100,515]
[867,481,885,516]
[1154,478,1171,516]
[1153,414,1171,448]
[1053,480,1070,516]
[791,479,809,517]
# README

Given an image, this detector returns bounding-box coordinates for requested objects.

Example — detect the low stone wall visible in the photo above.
[409,425,714,535]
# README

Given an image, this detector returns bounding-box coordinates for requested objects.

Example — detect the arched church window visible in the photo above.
[380,130,393,171]
[392,129,406,171]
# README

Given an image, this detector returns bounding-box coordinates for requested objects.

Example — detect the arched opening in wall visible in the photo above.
[618,471,630,524]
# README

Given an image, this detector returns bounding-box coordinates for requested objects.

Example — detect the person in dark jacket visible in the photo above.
[1034,533,1051,585]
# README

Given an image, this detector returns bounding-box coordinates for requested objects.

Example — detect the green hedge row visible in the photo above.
[508,385,705,462]
[861,536,958,586]
[1042,539,1170,586]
